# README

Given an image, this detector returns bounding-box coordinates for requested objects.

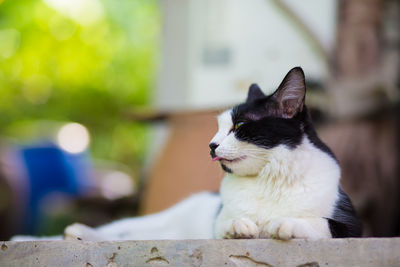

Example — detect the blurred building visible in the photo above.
[157,0,336,110]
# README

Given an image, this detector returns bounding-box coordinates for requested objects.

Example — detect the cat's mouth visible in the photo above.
[212,156,246,163]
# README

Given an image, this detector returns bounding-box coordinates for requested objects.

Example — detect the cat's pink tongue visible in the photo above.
[212,156,222,162]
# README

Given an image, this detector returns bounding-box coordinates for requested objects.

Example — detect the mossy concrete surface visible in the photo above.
[1,238,399,267]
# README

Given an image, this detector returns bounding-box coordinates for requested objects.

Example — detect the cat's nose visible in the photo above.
[209,142,219,158]
[209,143,219,150]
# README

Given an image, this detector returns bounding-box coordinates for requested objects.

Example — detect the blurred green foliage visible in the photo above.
[0,0,160,176]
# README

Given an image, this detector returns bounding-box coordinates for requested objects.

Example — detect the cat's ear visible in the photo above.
[246,83,265,102]
[271,67,306,118]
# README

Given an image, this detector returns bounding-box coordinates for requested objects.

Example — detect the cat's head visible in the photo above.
[209,67,308,176]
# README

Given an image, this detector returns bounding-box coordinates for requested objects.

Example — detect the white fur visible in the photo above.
[92,192,220,240]
[213,109,340,240]
[11,192,221,241]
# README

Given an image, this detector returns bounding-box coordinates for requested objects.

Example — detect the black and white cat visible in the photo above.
[11,67,361,241]
[211,67,361,239]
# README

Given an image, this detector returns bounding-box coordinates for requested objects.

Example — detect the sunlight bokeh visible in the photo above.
[57,123,90,154]
[0,0,160,171]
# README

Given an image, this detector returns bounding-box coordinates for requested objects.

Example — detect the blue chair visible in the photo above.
[19,142,93,234]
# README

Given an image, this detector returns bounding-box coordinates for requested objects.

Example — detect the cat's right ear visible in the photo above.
[246,83,265,103]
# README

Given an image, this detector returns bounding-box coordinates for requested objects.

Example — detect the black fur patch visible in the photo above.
[221,164,233,173]
[328,187,362,237]
[231,94,338,158]
[231,101,304,149]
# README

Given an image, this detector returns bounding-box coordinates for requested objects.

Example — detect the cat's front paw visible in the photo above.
[64,223,105,241]
[225,218,259,239]
[260,218,325,240]
[260,218,296,240]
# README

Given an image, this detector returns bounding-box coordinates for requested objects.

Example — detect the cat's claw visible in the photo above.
[226,218,259,239]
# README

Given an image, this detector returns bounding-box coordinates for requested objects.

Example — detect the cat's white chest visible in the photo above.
[216,141,341,236]
[220,175,298,223]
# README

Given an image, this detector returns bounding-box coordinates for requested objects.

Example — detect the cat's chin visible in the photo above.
[219,155,247,163]
[221,158,265,177]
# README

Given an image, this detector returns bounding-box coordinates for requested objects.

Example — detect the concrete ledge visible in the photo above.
[1,238,399,266]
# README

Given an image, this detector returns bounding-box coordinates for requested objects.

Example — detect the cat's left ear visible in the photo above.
[271,67,306,119]
[246,83,265,102]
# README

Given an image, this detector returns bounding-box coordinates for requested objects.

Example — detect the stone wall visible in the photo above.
[1,238,400,266]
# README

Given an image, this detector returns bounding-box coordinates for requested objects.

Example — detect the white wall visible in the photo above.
[157,0,337,110]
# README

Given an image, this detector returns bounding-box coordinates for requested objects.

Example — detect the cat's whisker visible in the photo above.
[245,154,269,160]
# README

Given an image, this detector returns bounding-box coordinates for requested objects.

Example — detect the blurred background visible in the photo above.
[0,0,399,240]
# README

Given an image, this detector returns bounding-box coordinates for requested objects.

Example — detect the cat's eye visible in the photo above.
[234,122,244,130]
